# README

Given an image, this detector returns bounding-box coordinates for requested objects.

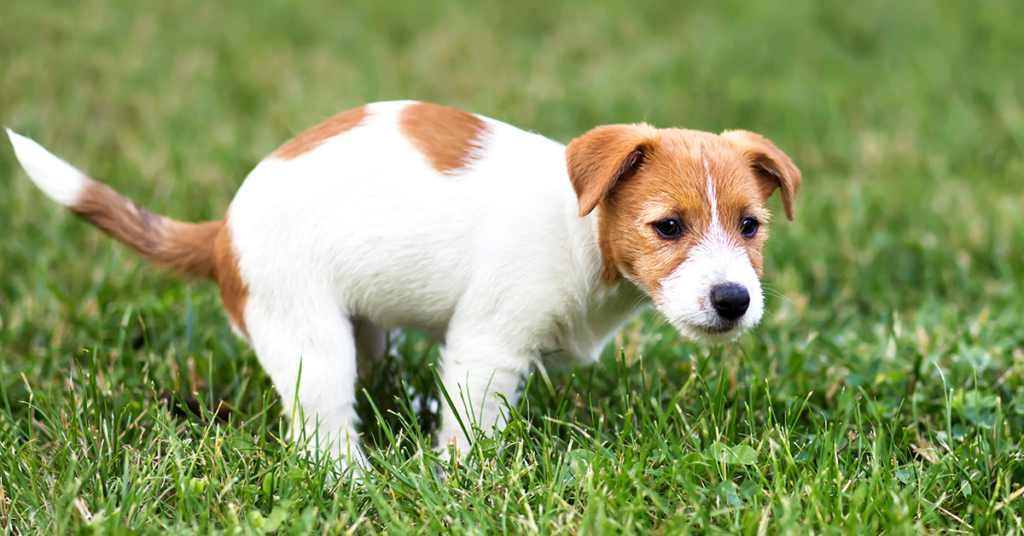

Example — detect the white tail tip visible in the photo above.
[7,128,88,207]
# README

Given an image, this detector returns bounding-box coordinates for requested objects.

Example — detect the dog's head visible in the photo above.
[567,124,801,344]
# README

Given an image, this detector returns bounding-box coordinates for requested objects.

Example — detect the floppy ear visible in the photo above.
[720,130,802,221]
[566,123,659,217]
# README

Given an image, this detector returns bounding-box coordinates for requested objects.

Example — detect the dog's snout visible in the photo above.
[710,283,750,321]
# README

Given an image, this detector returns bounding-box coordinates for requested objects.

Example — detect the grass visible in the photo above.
[1,0,1023,533]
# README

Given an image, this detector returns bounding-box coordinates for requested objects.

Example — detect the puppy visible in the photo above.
[7,101,800,470]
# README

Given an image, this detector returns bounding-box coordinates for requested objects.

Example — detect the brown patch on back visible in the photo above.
[213,223,249,336]
[398,102,491,174]
[272,106,368,160]
[71,179,223,279]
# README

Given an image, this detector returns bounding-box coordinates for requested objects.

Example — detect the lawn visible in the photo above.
[1,0,1023,533]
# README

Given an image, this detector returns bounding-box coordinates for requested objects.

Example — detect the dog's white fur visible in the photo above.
[8,100,798,472]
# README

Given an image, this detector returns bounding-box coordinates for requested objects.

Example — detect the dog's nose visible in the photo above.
[710,283,750,321]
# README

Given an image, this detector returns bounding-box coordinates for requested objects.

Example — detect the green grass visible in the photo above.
[2,0,1024,533]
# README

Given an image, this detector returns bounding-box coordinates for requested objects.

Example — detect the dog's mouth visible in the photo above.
[670,319,747,346]
[701,323,736,335]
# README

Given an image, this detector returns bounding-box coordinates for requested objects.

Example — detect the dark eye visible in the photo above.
[740,217,759,238]
[654,219,683,239]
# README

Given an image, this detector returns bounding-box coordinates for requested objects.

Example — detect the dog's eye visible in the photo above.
[653,219,683,239]
[740,217,759,238]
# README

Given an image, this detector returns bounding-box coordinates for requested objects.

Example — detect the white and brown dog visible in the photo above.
[7,101,800,470]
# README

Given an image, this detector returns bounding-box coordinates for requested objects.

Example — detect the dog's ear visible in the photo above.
[566,123,659,217]
[720,130,802,221]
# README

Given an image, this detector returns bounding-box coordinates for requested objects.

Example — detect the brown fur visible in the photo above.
[703,144,772,277]
[213,224,249,335]
[398,102,491,174]
[719,130,802,221]
[566,123,659,284]
[70,179,249,334]
[566,126,798,291]
[566,123,659,219]
[71,180,223,279]
[271,106,369,160]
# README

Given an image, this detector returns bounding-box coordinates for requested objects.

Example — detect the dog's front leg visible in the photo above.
[436,335,531,458]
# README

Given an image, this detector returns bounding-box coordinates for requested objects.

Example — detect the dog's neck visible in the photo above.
[547,203,652,365]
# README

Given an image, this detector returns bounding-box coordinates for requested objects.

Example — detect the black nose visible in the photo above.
[710,283,750,321]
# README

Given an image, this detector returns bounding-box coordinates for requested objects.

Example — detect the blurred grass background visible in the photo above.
[1,0,1023,534]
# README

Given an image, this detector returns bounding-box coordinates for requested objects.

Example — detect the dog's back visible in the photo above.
[226,101,585,338]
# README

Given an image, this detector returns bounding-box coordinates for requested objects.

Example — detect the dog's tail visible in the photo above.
[6,128,223,280]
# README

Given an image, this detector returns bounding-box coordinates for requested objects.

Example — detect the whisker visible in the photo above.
[619,283,642,315]
[760,285,795,306]
[575,238,630,250]
[573,232,633,250]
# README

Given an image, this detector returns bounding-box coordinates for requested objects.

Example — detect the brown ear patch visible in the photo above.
[719,130,801,221]
[271,106,369,160]
[565,123,659,218]
[398,102,491,174]
[213,223,249,336]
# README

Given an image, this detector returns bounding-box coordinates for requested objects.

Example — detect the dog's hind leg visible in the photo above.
[244,294,367,474]
[353,317,405,390]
